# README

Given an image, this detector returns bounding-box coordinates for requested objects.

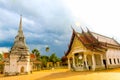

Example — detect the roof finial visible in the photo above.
[86,26,90,33]
[19,15,22,32]
[80,26,85,33]
[71,25,76,33]
[71,25,73,30]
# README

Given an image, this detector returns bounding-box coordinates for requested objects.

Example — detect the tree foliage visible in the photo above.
[32,49,40,61]
[49,53,60,63]
[31,48,61,68]
[0,54,3,73]
[40,55,49,67]
[0,54,3,61]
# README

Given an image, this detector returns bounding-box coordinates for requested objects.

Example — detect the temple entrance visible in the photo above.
[74,53,84,67]
[70,52,84,71]
[103,59,107,69]
[20,66,24,73]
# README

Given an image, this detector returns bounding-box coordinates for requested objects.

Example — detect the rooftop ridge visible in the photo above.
[91,31,113,40]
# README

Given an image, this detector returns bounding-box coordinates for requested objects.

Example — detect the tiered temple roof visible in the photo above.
[65,28,120,56]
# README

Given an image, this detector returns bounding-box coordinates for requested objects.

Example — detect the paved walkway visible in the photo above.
[0,68,120,80]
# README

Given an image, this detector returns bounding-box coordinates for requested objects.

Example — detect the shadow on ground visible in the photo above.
[35,71,93,80]
[35,68,120,80]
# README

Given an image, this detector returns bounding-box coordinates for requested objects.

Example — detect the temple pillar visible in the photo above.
[100,54,104,66]
[68,57,71,70]
[72,54,75,67]
[84,54,88,70]
[92,54,96,71]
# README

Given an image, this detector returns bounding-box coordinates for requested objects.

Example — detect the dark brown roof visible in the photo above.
[65,28,112,56]
[91,32,120,46]
[65,29,76,56]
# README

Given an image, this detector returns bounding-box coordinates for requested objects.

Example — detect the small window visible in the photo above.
[109,59,112,64]
[114,59,116,64]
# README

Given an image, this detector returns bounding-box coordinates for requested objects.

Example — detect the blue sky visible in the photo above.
[0,0,120,57]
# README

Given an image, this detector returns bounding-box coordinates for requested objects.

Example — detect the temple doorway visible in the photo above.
[103,59,107,69]
[20,66,24,73]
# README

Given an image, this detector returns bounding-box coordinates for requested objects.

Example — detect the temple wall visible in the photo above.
[9,56,18,73]
[106,48,120,68]
[17,59,31,73]
[4,64,9,72]
[18,64,28,73]
[5,55,31,74]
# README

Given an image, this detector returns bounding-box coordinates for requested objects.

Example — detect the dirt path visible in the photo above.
[0,68,120,80]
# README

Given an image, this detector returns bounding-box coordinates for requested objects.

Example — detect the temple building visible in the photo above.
[4,16,33,75]
[65,28,120,71]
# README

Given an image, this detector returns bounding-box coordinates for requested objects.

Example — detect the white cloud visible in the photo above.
[0,8,19,27]
[62,0,120,42]
[0,29,17,41]
[54,39,62,45]
[0,47,9,53]
[1,0,120,57]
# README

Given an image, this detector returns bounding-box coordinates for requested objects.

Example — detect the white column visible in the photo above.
[67,57,71,70]
[72,54,75,67]
[84,54,89,70]
[26,56,30,73]
[92,54,96,71]
[100,54,104,66]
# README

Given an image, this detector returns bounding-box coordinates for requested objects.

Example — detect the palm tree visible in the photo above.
[40,55,49,68]
[32,48,40,60]
[49,53,58,65]
[32,49,41,70]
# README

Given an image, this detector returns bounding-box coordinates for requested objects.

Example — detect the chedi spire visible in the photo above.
[10,15,29,55]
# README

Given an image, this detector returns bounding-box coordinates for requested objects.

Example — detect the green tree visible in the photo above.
[32,49,40,61]
[49,53,61,67]
[32,49,41,70]
[40,55,49,68]
[0,54,3,61]
[0,53,3,73]
[56,57,61,62]
[49,53,60,64]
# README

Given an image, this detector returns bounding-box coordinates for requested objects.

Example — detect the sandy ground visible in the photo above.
[0,68,120,80]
